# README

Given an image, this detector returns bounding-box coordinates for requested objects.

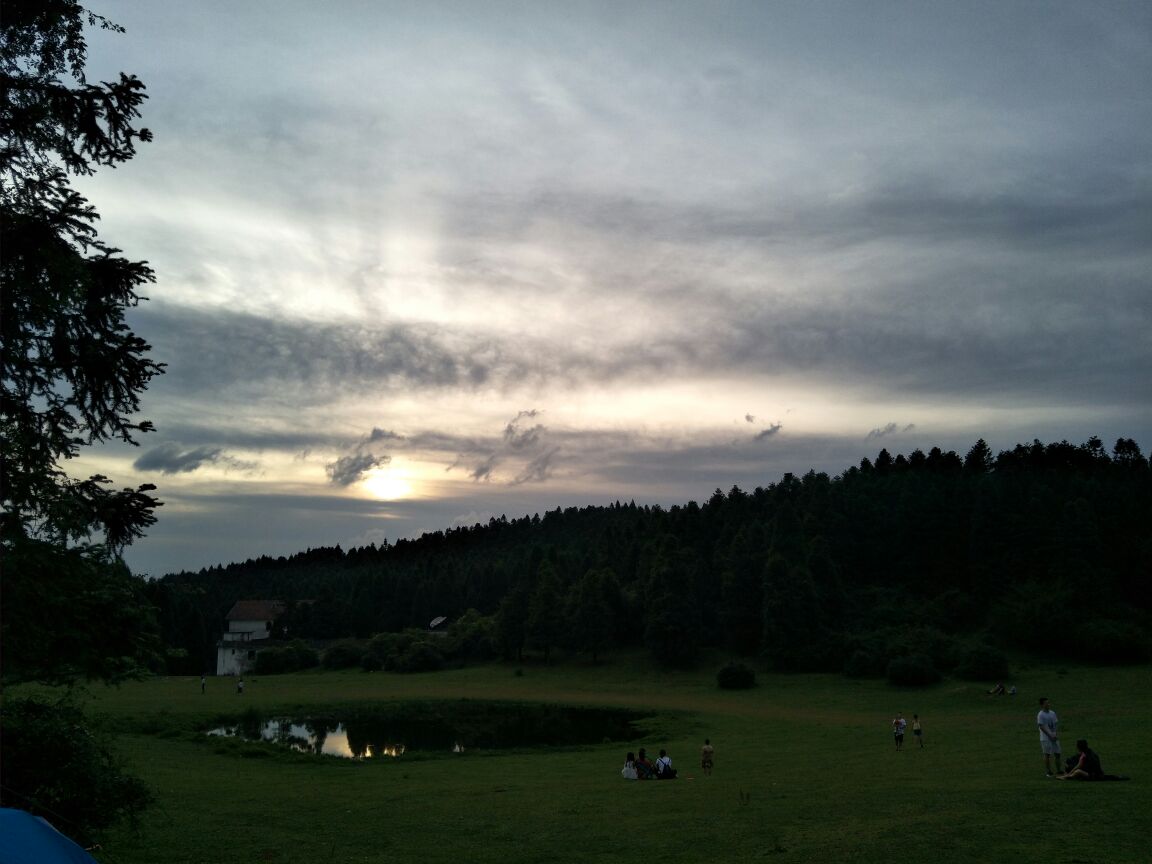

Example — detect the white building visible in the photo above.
[215,600,284,675]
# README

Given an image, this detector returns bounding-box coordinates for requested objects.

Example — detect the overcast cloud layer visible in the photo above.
[71,1,1152,576]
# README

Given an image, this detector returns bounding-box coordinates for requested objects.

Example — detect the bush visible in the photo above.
[1075,619,1151,664]
[362,631,417,671]
[955,644,1010,681]
[0,695,152,845]
[322,639,365,669]
[844,649,880,678]
[716,662,756,689]
[886,653,941,686]
[253,640,319,675]
[446,611,497,662]
[394,640,445,673]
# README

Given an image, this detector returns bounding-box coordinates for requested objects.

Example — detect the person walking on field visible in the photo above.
[701,738,715,776]
[1037,697,1060,776]
[912,714,924,748]
[892,713,907,750]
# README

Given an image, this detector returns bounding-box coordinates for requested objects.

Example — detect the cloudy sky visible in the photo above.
[74,1,1151,577]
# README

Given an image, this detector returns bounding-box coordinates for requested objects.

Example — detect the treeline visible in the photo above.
[148,437,1152,678]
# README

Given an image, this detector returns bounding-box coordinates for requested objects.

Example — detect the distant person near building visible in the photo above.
[1037,697,1060,776]
[237,677,245,696]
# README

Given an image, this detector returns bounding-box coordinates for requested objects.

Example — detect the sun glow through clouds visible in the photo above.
[360,467,414,501]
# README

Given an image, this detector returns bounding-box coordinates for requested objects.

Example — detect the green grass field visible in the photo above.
[70,657,1152,863]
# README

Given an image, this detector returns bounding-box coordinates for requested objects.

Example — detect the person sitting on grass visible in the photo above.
[1059,739,1104,781]
[621,751,638,780]
[636,748,656,780]
[655,748,677,779]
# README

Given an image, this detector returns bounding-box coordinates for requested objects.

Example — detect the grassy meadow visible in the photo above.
[70,656,1151,864]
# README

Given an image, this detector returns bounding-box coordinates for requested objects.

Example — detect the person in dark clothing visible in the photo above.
[1059,739,1104,780]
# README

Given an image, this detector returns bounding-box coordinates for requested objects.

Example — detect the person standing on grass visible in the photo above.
[1037,697,1060,776]
[892,713,907,750]
[201,674,206,694]
[912,714,924,748]
[701,738,714,776]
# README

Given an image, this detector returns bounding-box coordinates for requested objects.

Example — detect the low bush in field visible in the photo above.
[362,630,447,672]
[254,640,319,674]
[886,653,941,686]
[0,694,152,845]
[716,662,757,689]
[322,639,366,669]
[393,640,445,673]
[956,644,1010,680]
[1075,619,1150,663]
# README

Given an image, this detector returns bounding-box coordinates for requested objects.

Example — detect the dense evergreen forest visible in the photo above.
[149,437,1152,678]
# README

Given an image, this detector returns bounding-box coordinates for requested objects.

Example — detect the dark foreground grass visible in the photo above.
[69,658,1152,863]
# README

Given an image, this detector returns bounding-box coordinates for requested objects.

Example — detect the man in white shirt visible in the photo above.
[1037,697,1060,776]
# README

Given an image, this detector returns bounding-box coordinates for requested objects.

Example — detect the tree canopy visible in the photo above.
[1,0,163,683]
[151,436,1151,675]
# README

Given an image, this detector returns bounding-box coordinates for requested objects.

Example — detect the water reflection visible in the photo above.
[209,719,407,759]
[206,701,645,759]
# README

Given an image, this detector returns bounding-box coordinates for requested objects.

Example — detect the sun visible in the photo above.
[360,467,413,501]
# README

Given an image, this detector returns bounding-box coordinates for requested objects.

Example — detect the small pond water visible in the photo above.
[207,700,646,759]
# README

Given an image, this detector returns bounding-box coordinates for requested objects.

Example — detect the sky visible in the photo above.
[72,1,1152,577]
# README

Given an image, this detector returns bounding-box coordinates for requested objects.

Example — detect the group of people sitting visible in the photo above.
[621,747,677,780]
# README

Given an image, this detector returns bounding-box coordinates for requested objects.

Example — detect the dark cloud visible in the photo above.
[470,454,497,482]
[368,427,403,443]
[745,414,756,423]
[438,410,558,485]
[326,452,390,486]
[504,410,543,450]
[754,423,783,441]
[133,441,253,474]
[513,446,561,485]
[866,423,916,440]
[325,427,396,486]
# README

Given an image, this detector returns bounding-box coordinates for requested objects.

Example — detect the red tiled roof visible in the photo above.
[226,600,285,621]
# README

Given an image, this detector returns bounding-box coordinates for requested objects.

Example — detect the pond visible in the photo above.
[207,700,647,759]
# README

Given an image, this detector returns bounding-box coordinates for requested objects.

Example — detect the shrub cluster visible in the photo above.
[253,640,318,674]
[0,695,153,845]
[716,662,757,689]
[886,653,941,686]
[955,644,1010,681]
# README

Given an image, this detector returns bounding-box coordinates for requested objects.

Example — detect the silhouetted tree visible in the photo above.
[526,564,563,662]
[1,0,160,842]
[563,568,616,662]
[2,0,163,683]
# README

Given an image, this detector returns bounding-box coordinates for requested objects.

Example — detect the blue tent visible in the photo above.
[0,808,99,864]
